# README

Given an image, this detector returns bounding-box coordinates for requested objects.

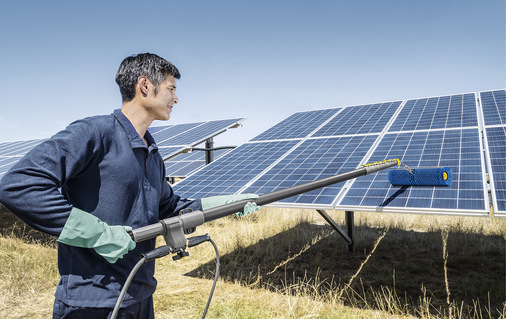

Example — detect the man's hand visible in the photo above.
[201,193,261,217]
[57,208,136,263]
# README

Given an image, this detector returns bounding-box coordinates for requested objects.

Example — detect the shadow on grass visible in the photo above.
[0,206,56,246]
[186,221,505,317]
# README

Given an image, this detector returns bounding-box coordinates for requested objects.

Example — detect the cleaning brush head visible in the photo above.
[388,167,452,186]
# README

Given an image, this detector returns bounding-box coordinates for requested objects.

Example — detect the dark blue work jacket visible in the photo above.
[0,109,201,308]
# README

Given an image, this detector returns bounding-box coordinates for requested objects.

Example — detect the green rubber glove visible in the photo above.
[57,208,136,263]
[201,193,261,217]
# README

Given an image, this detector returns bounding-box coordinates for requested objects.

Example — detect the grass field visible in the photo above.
[1,206,505,318]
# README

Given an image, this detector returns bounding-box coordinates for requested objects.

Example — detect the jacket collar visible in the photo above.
[113,109,158,152]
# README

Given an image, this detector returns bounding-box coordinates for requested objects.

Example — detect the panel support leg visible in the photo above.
[316,209,354,252]
[345,211,355,253]
[205,138,214,164]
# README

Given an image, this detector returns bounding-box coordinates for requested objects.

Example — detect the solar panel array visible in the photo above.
[340,93,487,214]
[174,101,401,207]
[0,118,244,180]
[164,148,232,178]
[149,118,243,159]
[174,91,505,217]
[0,139,46,177]
[480,90,506,217]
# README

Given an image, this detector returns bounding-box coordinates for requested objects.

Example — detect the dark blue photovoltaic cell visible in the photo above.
[149,123,202,144]
[147,119,243,159]
[165,151,203,175]
[312,101,402,137]
[480,90,506,126]
[243,135,378,205]
[0,139,45,156]
[339,128,486,211]
[389,94,478,132]
[0,119,241,178]
[158,119,242,146]
[0,157,23,177]
[251,109,340,141]
[157,146,186,159]
[164,148,231,177]
[0,139,46,176]
[173,140,299,198]
[148,125,173,135]
[485,126,506,213]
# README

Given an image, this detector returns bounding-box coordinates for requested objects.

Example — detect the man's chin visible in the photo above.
[159,113,171,121]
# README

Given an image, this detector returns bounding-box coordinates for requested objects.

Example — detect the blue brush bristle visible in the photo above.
[388,167,452,186]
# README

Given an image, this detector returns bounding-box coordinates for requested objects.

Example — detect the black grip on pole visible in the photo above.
[143,245,172,261]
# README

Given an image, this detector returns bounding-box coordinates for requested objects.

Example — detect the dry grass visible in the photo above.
[0,237,58,318]
[1,206,505,318]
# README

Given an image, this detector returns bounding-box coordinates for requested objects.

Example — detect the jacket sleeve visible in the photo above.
[0,120,103,236]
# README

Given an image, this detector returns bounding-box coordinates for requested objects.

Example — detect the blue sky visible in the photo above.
[0,1,504,146]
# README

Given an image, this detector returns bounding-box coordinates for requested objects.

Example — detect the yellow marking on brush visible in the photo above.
[361,158,399,167]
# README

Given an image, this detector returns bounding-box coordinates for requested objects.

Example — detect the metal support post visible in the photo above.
[205,138,214,164]
[345,211,355,252]
[316,209,353,251]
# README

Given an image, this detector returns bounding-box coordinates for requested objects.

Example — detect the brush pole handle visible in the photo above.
[202,160,398,222]
[129,160,398,242]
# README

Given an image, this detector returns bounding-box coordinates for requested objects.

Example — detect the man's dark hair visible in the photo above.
[115,53,181,102]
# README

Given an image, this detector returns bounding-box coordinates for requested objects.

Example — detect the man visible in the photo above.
[0,53,258,318]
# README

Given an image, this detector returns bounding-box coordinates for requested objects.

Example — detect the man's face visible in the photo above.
[147,75,179,121]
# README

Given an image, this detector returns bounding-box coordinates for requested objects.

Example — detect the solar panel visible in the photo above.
[173,140,300,198]
[147,125,174,135]
[157,146,188,160]
[164,148,232,178]
[174,101,404,208]
[0,118,243,179]
[312,101,402,136]
[480,89,506,217]
[149,122,203,144]
[242,135,379,206]
[175,92,494,217]
[146,118,243,159]
[157,119,242,146]
[0,157,24,177]
[485,126,506,215]
[338,128,487,213]
[0,139,46,177]
[389,93,478,132]
[251,108,340,141]
[480,90,506,126]
[0,139,46,157]
[338,93,488,215]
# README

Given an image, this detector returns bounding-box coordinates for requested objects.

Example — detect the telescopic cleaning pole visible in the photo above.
[129,159,399,247]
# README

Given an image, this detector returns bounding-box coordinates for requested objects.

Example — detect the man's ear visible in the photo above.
[137,76,150,97]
